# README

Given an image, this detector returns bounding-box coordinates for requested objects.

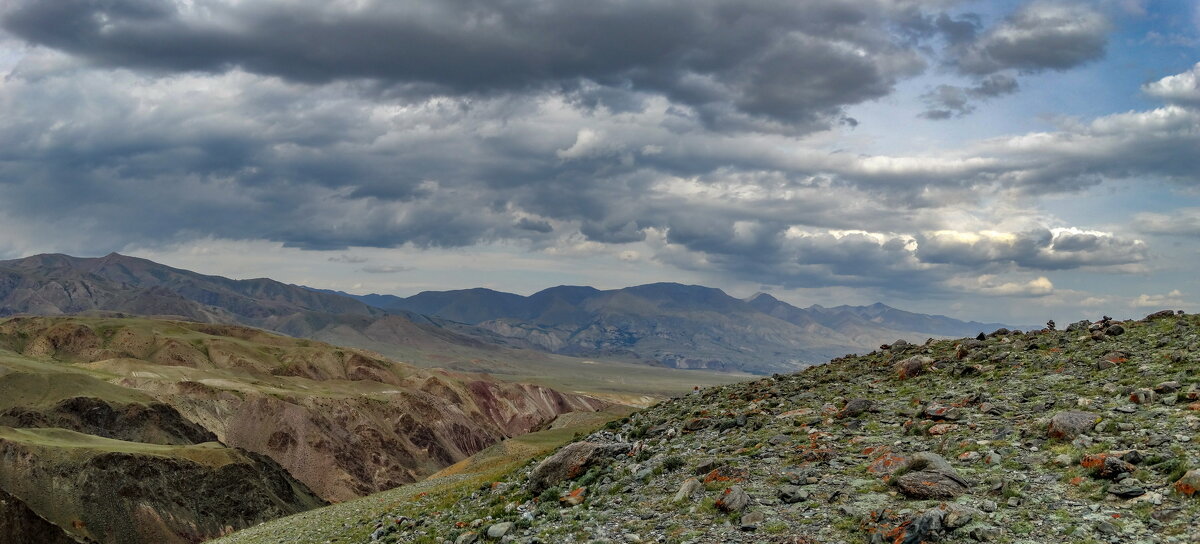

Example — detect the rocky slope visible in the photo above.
[339,284,1015,374]
[334,310,1200,543]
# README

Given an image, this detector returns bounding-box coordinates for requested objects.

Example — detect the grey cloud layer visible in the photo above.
[947,1,1109,75]
[920,1,1109,120]
[0,0,1178,300]
[920,73,1019,119]
[0,0,936,131]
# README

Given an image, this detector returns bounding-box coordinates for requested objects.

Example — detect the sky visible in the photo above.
[0,0,1198,324]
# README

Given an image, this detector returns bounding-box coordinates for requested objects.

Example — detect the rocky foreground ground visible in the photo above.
[360,311,1200,544]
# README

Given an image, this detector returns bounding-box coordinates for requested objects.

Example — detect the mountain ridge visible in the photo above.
[321,283,1022,374]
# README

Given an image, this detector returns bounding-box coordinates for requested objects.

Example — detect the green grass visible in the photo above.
[0,426,234,466]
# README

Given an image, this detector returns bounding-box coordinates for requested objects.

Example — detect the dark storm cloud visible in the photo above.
[514,218,553,234]
[948,1,1110,75]
[0,0,928,131]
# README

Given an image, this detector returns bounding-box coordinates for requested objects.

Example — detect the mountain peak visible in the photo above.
[746,292,780,303]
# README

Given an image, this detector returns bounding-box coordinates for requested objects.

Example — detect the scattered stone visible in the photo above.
[559,486,587,506]
[923,404,962,421]
[777,484,809,504]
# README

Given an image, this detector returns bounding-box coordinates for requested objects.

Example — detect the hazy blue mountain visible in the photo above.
[335,284,1020,374]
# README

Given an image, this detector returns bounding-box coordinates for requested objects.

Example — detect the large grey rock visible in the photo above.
[777,484,809,504]
[673,478,702,503]
[895,453,969,499]
[1047,410,1100,440]
[896,471,969,499]
[838,398,874,418]
[716,486,751,512]
[486,522,513,539]
[528,441,630,494]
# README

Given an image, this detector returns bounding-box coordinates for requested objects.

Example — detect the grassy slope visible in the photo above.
[0,426,231,462]
[213,405,636,544]
[5,314,743,406]
[314,331,747,406]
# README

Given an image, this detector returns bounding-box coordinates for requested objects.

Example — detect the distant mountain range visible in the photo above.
[0,253,591,377]
[0,253,1019,375]
[323,284,1018,374]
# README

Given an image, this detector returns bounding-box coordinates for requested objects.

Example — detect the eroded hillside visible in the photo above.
[0,316,609,543]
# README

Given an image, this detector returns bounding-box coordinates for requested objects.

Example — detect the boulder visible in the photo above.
[896,471,969,499]
[486,522,513,539]
[673,478,702,503]
[837,398,874,418]
[895,356,932,380]
[1175,470,1200,497]
[1081,454,1135,479]
[528,441,630,494]
[1144,309,1175,321]
[1047,411,1100,440]
[716,486,751,512]
[895,452,969,499]
[777,484,809,504]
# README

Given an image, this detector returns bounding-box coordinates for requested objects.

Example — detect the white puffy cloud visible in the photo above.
[946,275,1054,297]
[1132,290,1186,308]
[1143,62,1200,106]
